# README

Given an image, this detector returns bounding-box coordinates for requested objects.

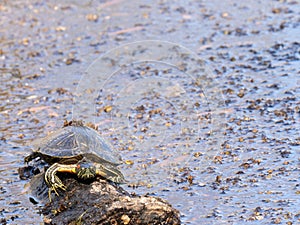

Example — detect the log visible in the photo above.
[22,169,181,225]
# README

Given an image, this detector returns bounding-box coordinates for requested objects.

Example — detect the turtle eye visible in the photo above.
[75,164,81,173]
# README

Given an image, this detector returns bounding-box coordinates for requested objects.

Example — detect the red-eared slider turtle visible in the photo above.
[25,121,126,201]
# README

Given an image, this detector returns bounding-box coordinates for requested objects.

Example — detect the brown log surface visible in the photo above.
[28,173,180,225]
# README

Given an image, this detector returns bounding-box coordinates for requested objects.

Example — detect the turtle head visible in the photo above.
[75,163,96,180]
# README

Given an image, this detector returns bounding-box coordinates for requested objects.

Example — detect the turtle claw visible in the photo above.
[45,163,67,202]
[48,181,66,202]
[52,182,67,194]
[48,189,53,202]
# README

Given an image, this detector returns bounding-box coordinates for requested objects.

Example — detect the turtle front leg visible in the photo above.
[45,163,76,201]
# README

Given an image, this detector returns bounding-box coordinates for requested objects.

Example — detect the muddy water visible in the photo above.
[1,0,300,224]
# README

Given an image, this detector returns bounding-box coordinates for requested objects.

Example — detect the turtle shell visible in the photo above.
[32,123,122,166]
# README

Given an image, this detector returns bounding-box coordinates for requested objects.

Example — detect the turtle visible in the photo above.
[25,120,126,201]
